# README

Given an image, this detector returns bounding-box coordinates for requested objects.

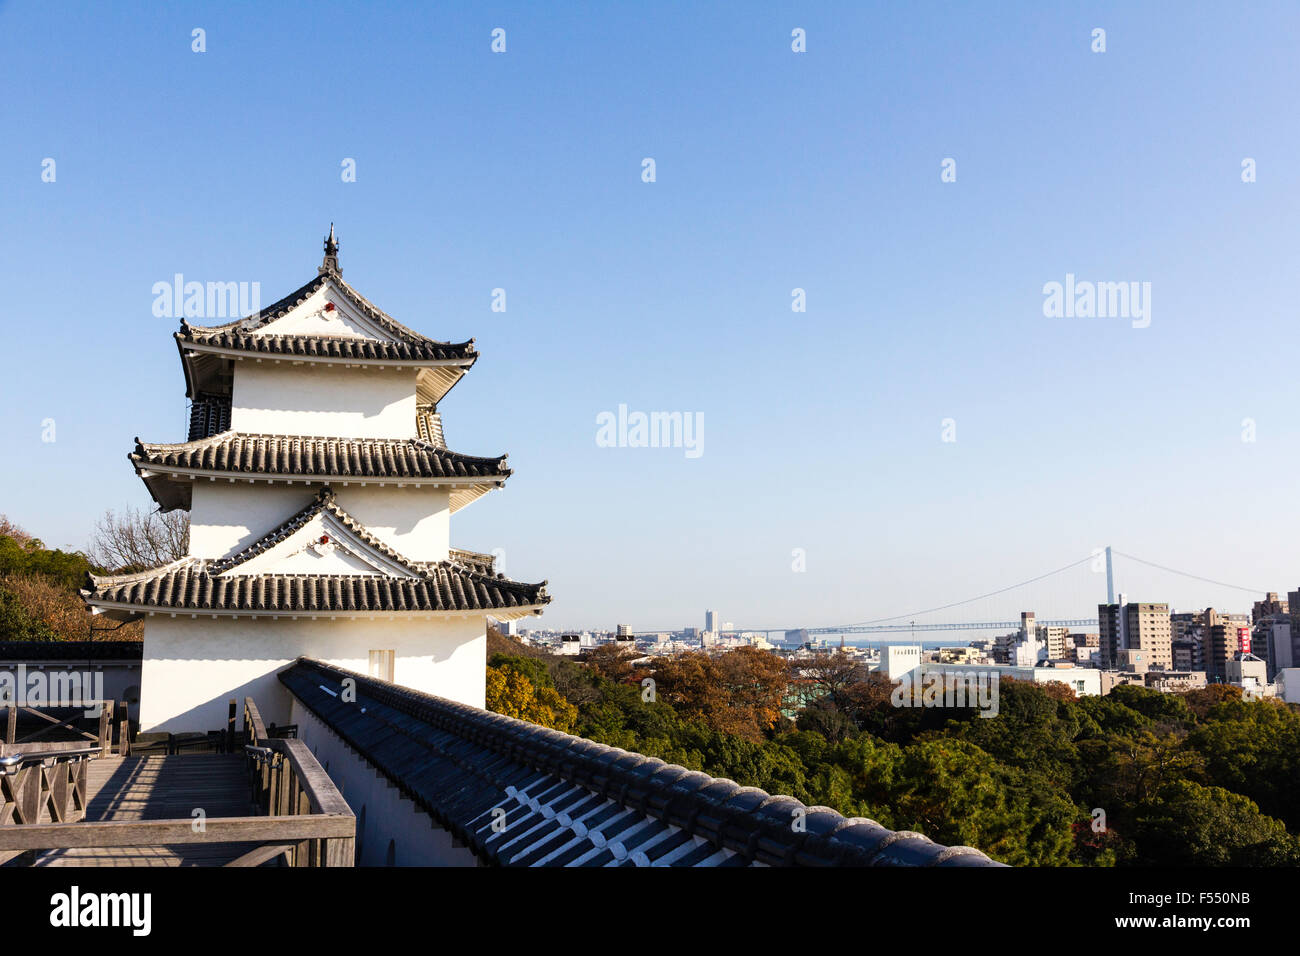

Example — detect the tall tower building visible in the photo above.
[1040,625,1071,661]
[1253,592,1287,623]
[1098,602,1122,670]
[705,609,718,633]
[83,231,550,731]
[1206,607,1253,682]
[1099,599,1171,670]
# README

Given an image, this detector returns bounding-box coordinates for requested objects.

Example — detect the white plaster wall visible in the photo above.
[289,700,480,866]
[189,483,450,563]
[189,483,315,559]
[138,615,485,732]
[230,363,418,439]
[340,485,450,563]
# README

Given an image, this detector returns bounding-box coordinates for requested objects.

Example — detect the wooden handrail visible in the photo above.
[2,702,112,747]
[272,739,351,817]
[0,742,101,761]
[243,696,268,746]
[0,695,355,867]
[0,813,355,851]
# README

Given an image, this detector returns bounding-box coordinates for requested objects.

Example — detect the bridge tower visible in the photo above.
[1105,545,1114,604]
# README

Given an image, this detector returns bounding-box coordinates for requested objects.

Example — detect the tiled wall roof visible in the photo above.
[280,659,1004,868]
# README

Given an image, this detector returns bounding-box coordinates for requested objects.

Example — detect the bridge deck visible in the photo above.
[34,754,263,867]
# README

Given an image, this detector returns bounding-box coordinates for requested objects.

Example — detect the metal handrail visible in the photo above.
[0,745,100,771]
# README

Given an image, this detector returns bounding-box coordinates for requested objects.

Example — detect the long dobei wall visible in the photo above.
[138,616,485,732]
[289,700,480,866]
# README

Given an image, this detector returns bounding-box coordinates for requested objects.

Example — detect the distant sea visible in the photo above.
[806,637,976,650]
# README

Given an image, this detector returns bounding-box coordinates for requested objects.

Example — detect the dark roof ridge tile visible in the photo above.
[282,658,1003,868]
[132,432,509,479]
[178,271,476,357]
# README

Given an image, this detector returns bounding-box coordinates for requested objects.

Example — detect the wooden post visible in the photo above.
[98,701,113,758]
[117,701,130,756]
[4,706,14,745]
[226,699,237,753]
[17,766,40,824]
[296,790,311,866]
[73,758,87,820]
[324,836,355,867]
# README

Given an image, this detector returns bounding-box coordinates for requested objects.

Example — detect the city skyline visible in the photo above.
[5,3,1300,630]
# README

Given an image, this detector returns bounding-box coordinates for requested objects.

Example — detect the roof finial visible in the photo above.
[320,223,341,275]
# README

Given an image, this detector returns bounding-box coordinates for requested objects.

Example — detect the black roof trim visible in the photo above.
[132,432,510,482]
[0,641,144,661]
[176,269,478,364]
[279,659,1004,868]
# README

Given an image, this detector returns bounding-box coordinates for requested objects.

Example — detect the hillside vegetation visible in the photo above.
[486,635,1300,867]
[0,510,188,642]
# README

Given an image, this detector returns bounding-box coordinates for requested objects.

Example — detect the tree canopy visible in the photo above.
[484,638,1300,867]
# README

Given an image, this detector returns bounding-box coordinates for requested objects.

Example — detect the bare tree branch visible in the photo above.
[87,507,189,573]
[0,514,35,547]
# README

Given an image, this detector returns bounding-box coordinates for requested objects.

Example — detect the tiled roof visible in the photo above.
[176,270,477,365]
[82,490,549,616]
[0,641,143,661]
[279,659,1005,868]
[83,561,549,615]
[448,548,495,574]
[132,433,509,481]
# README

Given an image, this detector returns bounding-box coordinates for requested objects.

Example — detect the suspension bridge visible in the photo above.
[628,546,1281,643]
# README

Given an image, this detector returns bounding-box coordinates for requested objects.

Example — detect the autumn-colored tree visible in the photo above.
[0,515,34,547]
[0,574,102,641]
[651,647,791,742]
[796,649,870,713]
[583,643,637,683]
[486,624,549,661]
[0,521,132,641]
[1182,684,1244,720]
[485,665,578,733]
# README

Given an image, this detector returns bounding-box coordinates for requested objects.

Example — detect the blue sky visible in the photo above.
[2,1,1299,630]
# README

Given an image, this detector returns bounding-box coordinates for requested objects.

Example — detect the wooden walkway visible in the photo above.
[34,754,264,867]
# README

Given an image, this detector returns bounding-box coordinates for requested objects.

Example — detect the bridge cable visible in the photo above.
[1110,551,1270,597]
[838,554,1096,627]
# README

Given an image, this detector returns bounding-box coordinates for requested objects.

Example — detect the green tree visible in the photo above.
[1132,781,1300,866]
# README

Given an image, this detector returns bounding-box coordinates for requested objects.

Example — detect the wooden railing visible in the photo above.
[0,744,99,865]
[0,696,354,867]
[2,701,124,757]
[241,697,349,865]
[0,745,96,825]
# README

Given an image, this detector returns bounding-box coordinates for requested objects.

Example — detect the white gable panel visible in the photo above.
[222,512,420,577]
[251,282,399,341]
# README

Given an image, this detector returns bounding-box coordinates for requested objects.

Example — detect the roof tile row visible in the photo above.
[84,562,548,614]
[133,432,509,481]
[177,270,477,364]
[280,659,1004,868]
